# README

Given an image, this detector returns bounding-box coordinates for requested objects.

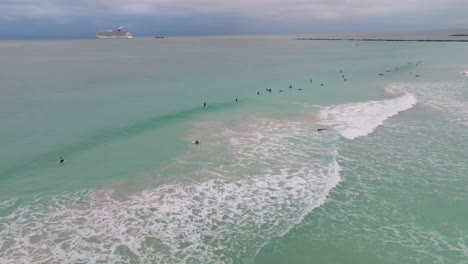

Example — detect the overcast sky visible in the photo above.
[1,0,467,39]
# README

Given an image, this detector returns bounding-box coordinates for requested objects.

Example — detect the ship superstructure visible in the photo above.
[96,26,133,39]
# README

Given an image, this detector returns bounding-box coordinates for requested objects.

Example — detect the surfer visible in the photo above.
[317,128,327,132]
[235,98,238,102]
[289,85,292,88]
[257,91,260,95]
[194,139,199,145]
[310,79,313,83]
[321,84,324,86]
[203,102,207,107]
[59,157,64,164]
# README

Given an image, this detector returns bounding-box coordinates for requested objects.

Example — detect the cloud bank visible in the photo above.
[1,0,467,19]
[0,0,467,38]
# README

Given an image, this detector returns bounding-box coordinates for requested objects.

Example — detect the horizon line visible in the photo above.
[1,29,468,41]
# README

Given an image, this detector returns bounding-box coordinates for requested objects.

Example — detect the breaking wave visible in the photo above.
[319,85,417,139]
[0,118,341,263]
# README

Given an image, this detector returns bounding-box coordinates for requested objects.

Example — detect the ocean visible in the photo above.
[0,34,467,263]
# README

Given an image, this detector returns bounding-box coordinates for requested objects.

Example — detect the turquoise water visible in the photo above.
[0,35,467,263]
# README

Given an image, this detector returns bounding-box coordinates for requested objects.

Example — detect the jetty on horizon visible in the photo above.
[296,37,468,43]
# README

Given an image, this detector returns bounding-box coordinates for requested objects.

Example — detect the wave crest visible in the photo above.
[319,86,417,139]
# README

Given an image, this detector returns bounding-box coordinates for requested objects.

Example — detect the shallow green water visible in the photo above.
[0,35,467,263]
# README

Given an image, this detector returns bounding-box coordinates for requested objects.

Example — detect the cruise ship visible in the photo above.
[96,26,133,39]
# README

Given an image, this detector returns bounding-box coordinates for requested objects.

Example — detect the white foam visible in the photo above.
[405,82,468,126]
[0,118,341,263]
[319,85,417,139]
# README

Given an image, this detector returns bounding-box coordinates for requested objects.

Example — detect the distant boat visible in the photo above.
[96,26,133,39]
[155,36,165,39]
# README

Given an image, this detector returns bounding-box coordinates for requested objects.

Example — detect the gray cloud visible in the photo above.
[0,0,467,38]
[1,0,467,19]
